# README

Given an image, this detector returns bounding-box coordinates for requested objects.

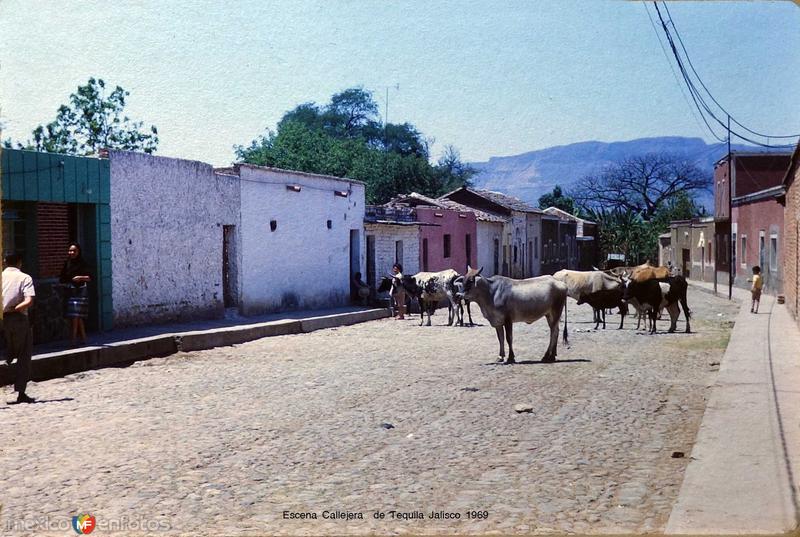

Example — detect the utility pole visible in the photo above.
[728,114,733,301]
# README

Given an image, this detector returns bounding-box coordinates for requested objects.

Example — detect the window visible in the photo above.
[395,240,403,266]
[513,245,518,264]
[3,202,29,265]
[465,234,472,268]
[770,234,778,272]
[759,231,766,269]
[443,234,451,258]
[741,235,747,267]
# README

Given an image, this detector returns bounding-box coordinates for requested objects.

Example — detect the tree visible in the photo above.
[7,77,158,155]
[432,145,476,194]
[324,87,380,139]
[570,153,709,221]
[538,185,578,214]
[235,87,473,203]
[570,154,709,266]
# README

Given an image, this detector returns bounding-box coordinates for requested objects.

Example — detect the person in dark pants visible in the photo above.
[2,252,36,404]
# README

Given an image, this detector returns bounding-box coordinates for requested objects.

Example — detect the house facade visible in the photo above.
[234,165,366,315]
[387,193,478,274]
[542,206,598,270]
[714,152,792,294]
[436,198,505,276]
[110,153,366,325]
[540,215,578,275]
[110,151,239,326]
[660,217,715,281]
[363,205,422,290]
[1,148,113,342]
[441,187,543,278]
[782,144,800,325]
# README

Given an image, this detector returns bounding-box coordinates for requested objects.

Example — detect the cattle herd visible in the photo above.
[378,262,691,364]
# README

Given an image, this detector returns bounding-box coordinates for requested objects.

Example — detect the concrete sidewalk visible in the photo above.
[667,281,800,534]
[0,306,390,387]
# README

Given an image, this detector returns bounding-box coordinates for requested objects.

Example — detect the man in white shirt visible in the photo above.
[2,252,36,404]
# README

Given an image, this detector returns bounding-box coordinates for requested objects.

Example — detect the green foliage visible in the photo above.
[571,154,709,265]
[538,185,578,214]
[585,208,658,266]
[7,78,158,155]
[235,86,473,203]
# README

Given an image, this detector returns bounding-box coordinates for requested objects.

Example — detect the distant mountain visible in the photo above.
[469,137,763,211]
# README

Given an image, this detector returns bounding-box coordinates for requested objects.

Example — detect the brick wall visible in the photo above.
[364,223,420,287]
[36,202,70,278]
[785,166,799,323]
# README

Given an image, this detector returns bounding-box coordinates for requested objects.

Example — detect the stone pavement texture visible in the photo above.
[0,306,388,386]
[666,281,800,534]
[0,290,737,535]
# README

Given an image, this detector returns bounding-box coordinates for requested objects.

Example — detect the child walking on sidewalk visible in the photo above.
[747,266,763,313]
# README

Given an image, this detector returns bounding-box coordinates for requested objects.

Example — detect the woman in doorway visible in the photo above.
[60,243,92,345]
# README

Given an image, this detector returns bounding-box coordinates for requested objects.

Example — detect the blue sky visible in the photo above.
[1,1,798,166]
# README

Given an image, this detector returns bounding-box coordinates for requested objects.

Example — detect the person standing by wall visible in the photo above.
[60,243,92,345]
[2,252,36,404]
[391,263,406,320]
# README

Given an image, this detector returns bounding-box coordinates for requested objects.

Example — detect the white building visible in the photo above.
[109,150,239,326]
[109,151,366,325]
[363,205,422,288]
[234,165,366,315]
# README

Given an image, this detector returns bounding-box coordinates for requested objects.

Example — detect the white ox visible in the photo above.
[403,269,460,326]
[460,266,568,363]
[553,269,623,301]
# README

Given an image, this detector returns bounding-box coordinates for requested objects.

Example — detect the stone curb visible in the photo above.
[0,309,390,386]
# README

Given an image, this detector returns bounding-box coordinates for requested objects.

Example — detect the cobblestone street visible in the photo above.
[1,290,739,536]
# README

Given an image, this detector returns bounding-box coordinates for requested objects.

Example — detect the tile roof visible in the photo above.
[435,198,507,223]
[441,186,544,214]
[469,188,543,213]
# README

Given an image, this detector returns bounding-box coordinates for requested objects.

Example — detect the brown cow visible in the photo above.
[630,265,670,282]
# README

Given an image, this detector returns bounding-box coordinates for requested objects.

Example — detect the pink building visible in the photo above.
[386,193,478,273]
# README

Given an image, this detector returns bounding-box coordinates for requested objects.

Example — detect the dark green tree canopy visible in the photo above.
[236,86,473,203]
[5,77,158,155]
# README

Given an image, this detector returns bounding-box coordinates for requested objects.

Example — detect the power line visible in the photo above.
[652,2,798,150]
[662,2,800,140]
[641,1,709,139]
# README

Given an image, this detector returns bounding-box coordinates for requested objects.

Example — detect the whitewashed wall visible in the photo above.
[365,223,420,285]
[109,151,240,326]
[238,165,365,315]
[476,221,503,276]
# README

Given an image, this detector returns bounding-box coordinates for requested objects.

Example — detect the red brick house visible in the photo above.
[714,151,793,294]
[782,143,800,324]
